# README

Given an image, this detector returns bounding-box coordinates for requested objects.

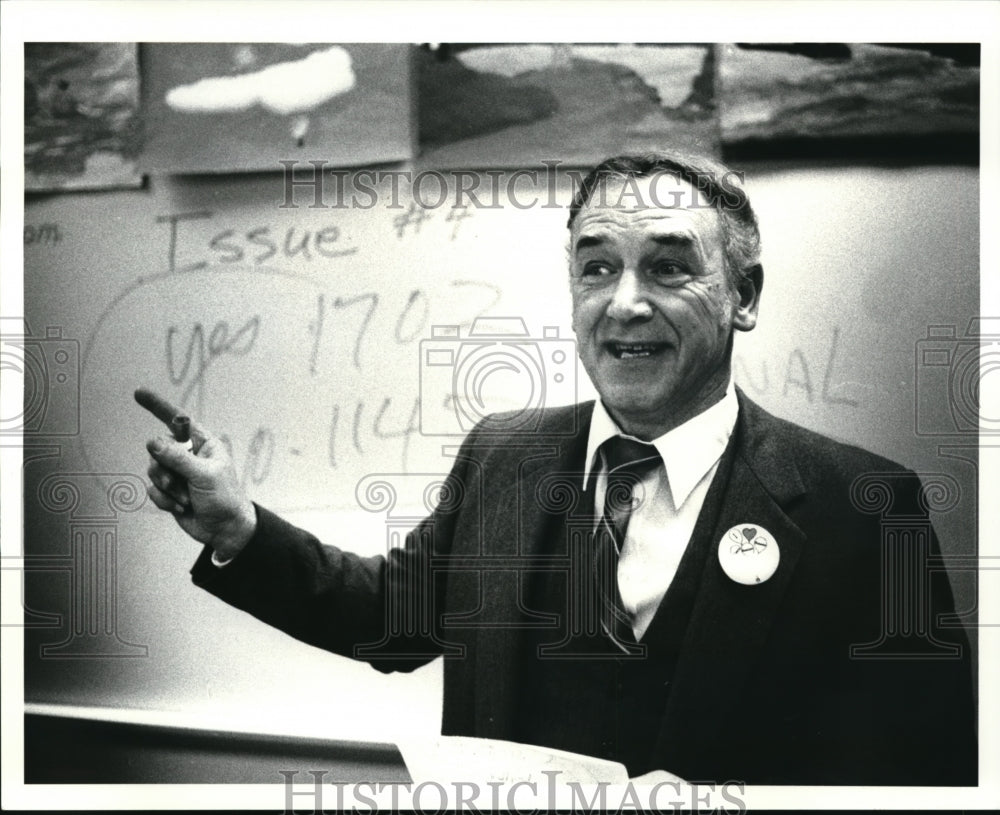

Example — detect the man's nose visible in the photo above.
[607,269,653,321]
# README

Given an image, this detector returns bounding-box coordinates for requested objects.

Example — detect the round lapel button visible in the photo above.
[718,523,780,585]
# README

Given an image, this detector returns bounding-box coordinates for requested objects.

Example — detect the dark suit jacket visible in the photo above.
[192,392,976,785]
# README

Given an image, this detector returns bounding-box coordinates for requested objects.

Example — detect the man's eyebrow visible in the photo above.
[573,230,700,253]
[574,234,605,251]
[651,233,695,249]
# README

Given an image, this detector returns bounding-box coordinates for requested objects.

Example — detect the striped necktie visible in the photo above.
[594,435,662,653]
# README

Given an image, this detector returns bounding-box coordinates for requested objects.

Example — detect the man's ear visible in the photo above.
[733,264,763,332]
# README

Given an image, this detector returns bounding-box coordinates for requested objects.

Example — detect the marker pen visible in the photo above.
[171,415,194,453]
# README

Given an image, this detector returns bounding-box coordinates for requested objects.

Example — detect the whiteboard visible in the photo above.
[20,164,979,740]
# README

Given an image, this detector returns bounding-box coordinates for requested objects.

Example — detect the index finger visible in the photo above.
[134,387,182,427]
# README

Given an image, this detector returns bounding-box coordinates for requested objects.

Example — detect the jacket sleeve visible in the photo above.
[896,470,978,785]
[189,433,476,674]
[832,466,979,785]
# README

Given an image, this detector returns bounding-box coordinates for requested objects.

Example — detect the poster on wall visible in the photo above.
[140,43,412,173]
[719,43,980,155]
[417,43,720,168]
[24,42,143,192]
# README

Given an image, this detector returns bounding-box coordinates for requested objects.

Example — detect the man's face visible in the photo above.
[569,174,759,438]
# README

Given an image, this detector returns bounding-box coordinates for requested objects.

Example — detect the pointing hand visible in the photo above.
[136,388,256,561]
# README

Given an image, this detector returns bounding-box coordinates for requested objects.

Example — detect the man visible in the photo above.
[141,151,976,785]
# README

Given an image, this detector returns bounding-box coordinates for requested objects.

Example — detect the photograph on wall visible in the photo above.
[141,43,412,173]
[719,42,979,158]
[24,42,143,191]
[418,43,720,167]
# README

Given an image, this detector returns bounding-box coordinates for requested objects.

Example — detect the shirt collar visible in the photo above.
[582,382,738,508]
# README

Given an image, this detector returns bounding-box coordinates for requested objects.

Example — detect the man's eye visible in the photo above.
[581,262,615,277]
[651,261,686,278]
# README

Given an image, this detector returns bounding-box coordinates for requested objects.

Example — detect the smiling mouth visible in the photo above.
[606,342,669,360]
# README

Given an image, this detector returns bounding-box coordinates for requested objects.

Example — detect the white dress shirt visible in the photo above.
[582,383,738,640]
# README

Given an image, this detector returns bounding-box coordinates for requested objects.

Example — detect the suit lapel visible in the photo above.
[654,394,808,772]
[464,395,808,750]
[471,404,594,739]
